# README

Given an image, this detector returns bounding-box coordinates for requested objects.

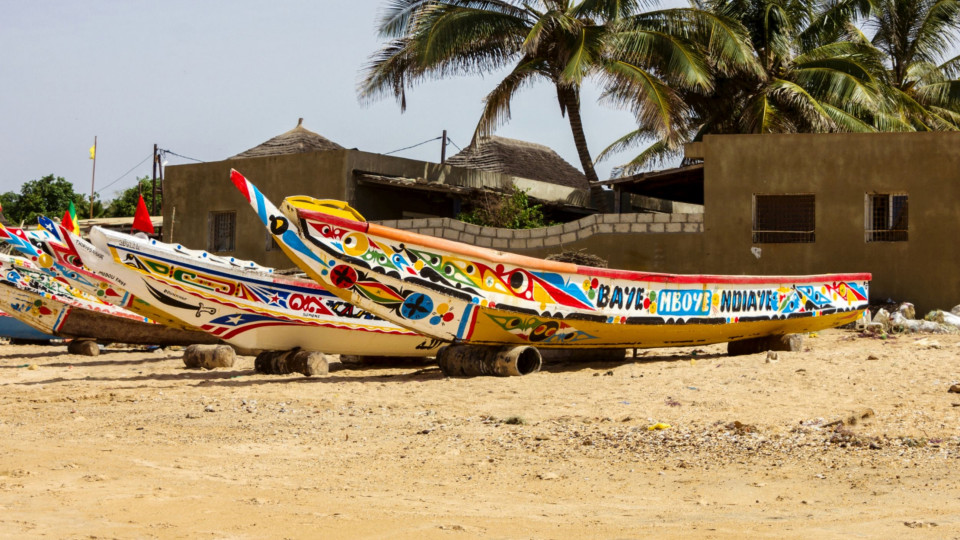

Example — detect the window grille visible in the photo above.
[866,193,908,242]
[265,230,280,251]
[208,211,236,252]
[752,194,816,243]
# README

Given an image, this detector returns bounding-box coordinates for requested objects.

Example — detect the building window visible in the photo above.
[866,193,908,242]
[208,211,236,252]
[752,194,816,243]
[265,230,280,252]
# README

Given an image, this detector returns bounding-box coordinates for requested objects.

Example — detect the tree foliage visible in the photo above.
[361,0,757,201]
[604,0,960,174]
[0,175,102,225]
[104,177,161,218]
[457,186,552,229]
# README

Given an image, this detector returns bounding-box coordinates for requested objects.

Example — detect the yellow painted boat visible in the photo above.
[232,170,870,353]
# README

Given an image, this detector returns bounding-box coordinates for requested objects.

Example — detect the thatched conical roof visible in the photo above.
[445,136,589,191]
[231,118,344,159]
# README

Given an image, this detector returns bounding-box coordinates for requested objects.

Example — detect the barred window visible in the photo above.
[866,193,908,242]
[752,194,815,243]
[208,211,236,252]
[265,230,281,252]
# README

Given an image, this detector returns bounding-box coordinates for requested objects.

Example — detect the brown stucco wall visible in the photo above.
[162,133,958,313]
[163,151,351,269]
[699,132,960,313]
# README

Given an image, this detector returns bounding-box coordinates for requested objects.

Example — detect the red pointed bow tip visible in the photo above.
[230,169,252,201]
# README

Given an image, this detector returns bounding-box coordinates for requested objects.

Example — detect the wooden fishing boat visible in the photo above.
[0,310,58,342]
[11,219,206,331]
[0,254,220,346]
[229,170,870,371]
[82,227,443,356]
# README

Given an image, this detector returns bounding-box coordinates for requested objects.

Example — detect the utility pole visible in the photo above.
[152,144,158,214]
[441,129,447,164]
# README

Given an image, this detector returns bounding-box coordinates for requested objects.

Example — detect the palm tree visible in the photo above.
[360,0,757,208]
[602,0,891,174]
[820,0,960,129]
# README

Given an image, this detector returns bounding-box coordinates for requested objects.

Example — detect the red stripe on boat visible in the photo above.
[296,208,369,233]
[230,170,252,203]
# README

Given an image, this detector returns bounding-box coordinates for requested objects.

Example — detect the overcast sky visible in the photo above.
[1,0,647,203]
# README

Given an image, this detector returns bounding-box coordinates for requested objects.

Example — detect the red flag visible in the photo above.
[62,209,76,235]
[132,194,155,235]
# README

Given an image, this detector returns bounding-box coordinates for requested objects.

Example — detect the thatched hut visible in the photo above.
[445,136,589,191]
[231,118,344,159]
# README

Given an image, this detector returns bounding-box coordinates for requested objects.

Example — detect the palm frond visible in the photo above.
[599,59,688,137]
[473,58,544,139]
[610,139,684,177]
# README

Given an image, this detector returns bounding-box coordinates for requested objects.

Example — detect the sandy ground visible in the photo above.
[0,328,958,539]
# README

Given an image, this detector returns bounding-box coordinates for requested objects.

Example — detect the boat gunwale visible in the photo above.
[292,206,873,286]
[93,228,325,291]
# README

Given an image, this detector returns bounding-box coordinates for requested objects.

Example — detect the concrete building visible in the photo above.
[164,127,959,313]
[163,121,592,269]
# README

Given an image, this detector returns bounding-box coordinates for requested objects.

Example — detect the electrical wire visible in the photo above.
[95,154,153,194]
[446,137,463,152]
[159,149,205,163]
[384,136,442,155]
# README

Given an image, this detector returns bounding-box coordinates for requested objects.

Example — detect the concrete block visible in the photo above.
[630,223,649,233]
[492,238,509,249]
[476,236,493,248]
[688,213,704,223]
[513,229,532,239]
[603,214,621,224]
[682,223,701,233]
[665,223,682,233]
[544,235,562,247]
[670,213,688,222]
[560,232,577,244]
[614,223,630,233]
[464,223,482,235]
[449,220,466,231]
[562,221,580,233]
[653,213,670,223]
[649,223,665,233]
[636,213,654,223]
[597,223,614,234]
[426,218,444,228]
[527,237,545,248]
[529,227,547,238]
[579,215,598,226]
[460,233,477,245]
[497,228,513,239]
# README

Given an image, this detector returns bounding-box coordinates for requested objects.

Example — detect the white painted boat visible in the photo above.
[81,227,443,356]
[0,254,219,345]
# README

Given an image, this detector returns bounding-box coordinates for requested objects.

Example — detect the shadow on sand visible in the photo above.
[6,348,727,388]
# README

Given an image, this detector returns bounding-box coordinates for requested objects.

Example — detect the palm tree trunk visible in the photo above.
[556,85,609,212]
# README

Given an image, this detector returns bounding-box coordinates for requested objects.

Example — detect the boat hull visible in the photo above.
[84,228,442,356]
[268,194,869,349]
[0,311,57,341]
[0,281,220,345]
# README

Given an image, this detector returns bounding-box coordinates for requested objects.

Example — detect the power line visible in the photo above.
[384,136,442,155]
[446,137,463,152]
[96,154,152,194]
[159,149,205,163]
